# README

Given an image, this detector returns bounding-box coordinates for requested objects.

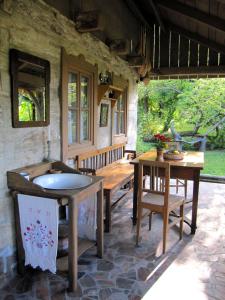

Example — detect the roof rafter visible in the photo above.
[124,0,150,27]
[157,0,225,33]
[147,0,165,32]
[166,23,225,54]
[152,66,225,76]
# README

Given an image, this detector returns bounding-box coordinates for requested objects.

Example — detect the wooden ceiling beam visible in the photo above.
[166,23,225,54]
[107,39,131,55]
[75,10,103,32]
[124,0,150,28]
[157,0,225,33]
[214,0,225,4]
[151,66,225,75]
[127,55,146,67]
[147,0,165,32]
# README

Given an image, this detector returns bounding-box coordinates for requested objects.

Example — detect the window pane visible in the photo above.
[68,73,77,107]
[120,96,125,111]
[114,112,119,134]
[68,110,77,144]
[120,112,125,134]
[117,97,121,111]
[81,76,89,109]
[80,111,89,141]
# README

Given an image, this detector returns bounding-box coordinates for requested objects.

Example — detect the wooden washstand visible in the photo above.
[7,161,104,292]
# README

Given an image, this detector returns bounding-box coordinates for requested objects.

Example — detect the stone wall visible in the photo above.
[0,0,137,275]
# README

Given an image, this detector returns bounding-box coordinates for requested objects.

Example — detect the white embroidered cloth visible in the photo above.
[78,195,97,241]
[18,194,59,273]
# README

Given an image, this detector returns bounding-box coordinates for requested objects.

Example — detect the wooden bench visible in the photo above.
[75,143,136,232]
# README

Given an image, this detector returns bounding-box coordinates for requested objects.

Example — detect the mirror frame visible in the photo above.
[10,49,50,128]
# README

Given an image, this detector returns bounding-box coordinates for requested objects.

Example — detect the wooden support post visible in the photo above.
[97,182,104,258]
[68,197,78,292]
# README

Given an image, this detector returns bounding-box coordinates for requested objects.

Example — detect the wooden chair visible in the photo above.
[160,178,188,199]
[175,179,187,199]
[136,160,184,254]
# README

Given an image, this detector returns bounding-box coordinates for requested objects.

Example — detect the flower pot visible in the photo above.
[156,149,164,161]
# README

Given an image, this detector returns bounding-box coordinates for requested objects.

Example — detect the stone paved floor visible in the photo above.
[1,181,225,300]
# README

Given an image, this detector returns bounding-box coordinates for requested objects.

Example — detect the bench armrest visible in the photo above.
[78,167,96,176]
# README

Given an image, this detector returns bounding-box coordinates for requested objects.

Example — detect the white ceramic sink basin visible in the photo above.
[33,173,92,190]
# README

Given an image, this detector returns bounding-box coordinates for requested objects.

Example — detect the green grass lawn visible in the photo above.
[136,136,155,153]
[136,138,225,176]
[202,150,225,176]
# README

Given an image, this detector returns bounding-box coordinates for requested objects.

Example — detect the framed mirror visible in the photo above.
[10,49,50,127]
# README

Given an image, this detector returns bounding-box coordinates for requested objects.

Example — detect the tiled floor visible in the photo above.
[1,181,225,299]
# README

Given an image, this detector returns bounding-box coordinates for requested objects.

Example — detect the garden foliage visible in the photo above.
[137,79,225,150]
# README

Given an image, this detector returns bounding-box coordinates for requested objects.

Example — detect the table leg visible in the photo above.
[68,198,78,292]
[14,194,25,275]
[105,190,112,232]
[132,164,139,225]
[191,169,200,234]
[97,183,104,258]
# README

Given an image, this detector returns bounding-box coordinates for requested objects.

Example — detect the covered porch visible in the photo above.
[0,0,225,299]
[1,181,224,299]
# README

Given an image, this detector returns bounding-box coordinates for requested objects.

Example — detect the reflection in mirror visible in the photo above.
[10,49,50,127]
[18,61,45,121]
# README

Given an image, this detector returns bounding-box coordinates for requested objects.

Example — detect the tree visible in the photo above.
[138,79,188,137]
[176,79,225,135]
[138,78,225,149]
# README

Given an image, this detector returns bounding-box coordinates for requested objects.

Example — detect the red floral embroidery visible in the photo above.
[24,220,54,248]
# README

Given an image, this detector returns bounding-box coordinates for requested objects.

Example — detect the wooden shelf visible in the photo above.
[101,97,117,108]
[98,84,123,105]
[57,238,95,271]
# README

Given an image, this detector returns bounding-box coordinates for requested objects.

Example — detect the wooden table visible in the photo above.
[96,160,134,231]
[130,151,204,234]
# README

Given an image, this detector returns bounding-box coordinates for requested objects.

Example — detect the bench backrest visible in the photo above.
[76,143,126,170]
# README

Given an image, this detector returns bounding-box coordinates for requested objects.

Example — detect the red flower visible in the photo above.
[153,133,171,149]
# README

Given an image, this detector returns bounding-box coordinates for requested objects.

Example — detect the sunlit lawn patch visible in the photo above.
[202,150,225,176]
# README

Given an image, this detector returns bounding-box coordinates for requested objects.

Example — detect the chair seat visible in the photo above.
[143,193,184,208]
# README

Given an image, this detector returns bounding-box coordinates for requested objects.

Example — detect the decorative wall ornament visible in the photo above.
[99,71,112,85]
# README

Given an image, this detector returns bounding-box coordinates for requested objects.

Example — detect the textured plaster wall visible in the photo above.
[0,0,137,274]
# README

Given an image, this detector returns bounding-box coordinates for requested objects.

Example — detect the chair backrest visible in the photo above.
[138,160,170,208]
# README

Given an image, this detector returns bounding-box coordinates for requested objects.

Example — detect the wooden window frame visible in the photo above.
[61,49,98,161]
[114,90,127,135]
[111,75,128,145]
